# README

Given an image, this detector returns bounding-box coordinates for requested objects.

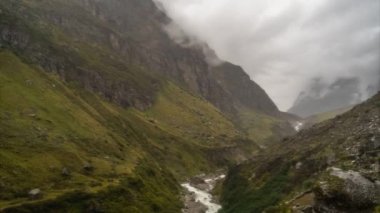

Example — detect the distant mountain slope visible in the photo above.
[221,93,380,212]
[288,78,363,118]
[302,105,354,128]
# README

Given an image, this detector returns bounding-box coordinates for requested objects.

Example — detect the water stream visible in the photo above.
[294,121,304,132]
[182,174,225,213]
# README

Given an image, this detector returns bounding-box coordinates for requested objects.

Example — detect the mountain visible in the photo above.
[220,93,380,212]
[288,78,364,118]
[302,105,353,129]
[0,0,294,211]
[0,0,292,142]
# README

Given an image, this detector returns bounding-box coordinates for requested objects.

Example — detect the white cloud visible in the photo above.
[154,0,380,110]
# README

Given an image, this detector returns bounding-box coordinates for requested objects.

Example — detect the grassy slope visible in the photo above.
[238,109,286,145]
[2,161,183,213]
[221,165,290,213]
[220,94,380,212]
[0,51,132,195]
[0,51,225,211]
[144,82,241,146]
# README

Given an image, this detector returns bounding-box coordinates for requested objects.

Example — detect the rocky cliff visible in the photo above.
[0,0,281,118]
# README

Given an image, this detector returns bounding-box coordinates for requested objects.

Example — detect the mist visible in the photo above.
[154,0,380,111]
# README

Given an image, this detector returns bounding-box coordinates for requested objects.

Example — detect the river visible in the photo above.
[181,174,225,213]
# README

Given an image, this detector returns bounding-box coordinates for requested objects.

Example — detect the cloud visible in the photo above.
[154,0,380,110]
[162,21,224,66]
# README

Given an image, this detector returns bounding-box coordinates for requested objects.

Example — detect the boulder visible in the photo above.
[189,177,209,191]
[28,188,42,200]
[83,162,94,172]
[189,177,206,185]
[296,162,303,170]
[314,168,378,210]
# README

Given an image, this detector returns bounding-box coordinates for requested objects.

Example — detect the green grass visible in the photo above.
[0,51,151,207]
[238,108,285,145]
[0,51,137,201]
[2,160,182,213]
[221,166,290,213]
[144,82,241,146]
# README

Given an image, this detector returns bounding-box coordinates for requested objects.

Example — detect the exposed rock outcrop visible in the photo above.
[314,168,379,211]
[28,188,42,200]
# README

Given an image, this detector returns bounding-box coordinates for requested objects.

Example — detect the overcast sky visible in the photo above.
[154,0,380,110]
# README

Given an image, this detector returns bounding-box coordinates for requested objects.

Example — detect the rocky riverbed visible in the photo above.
[182,174,225,213]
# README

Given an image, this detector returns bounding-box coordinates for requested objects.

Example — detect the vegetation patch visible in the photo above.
[221,166,290,213]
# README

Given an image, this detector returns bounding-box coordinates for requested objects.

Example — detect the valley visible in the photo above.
[0,0,292,211]
[0,0,378,212]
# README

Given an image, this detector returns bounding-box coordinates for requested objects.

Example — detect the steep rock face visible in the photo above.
[77,0,281,117]
[0,0,160,110]
[0,0,282,119]
[210,63,279,115]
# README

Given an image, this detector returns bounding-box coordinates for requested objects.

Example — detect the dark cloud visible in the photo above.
[154,0,380,110]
